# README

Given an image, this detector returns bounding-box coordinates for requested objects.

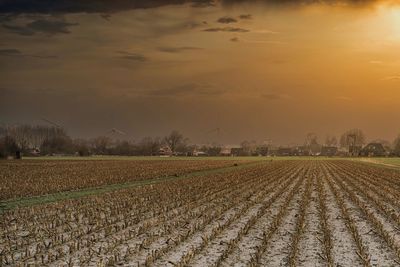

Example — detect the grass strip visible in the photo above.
[0,161,265,212]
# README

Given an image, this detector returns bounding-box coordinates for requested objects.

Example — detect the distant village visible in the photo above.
[212,142,390,158]
[1,124,400,159]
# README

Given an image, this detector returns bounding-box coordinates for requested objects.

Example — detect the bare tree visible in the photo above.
[240,140,257,156]
[0,135,19,159]
[340,129,366,148]
[91,136,112,155]
[304,133,322,155]
[138,136,161,156]
[325,135,338,147]
[304,133,318,147]
[1,124,69,152]
[164,130,187,153]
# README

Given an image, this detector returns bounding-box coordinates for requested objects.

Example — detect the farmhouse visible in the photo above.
[220,147,232,156]
[360,143,387,157]
[192,150,208,156]
[292,146,310,156]
[158,146,173,156]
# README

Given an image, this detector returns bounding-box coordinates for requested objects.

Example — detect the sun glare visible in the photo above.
[383,5,400,40]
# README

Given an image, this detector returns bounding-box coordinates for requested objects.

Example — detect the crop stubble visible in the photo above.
[2,160,400,266]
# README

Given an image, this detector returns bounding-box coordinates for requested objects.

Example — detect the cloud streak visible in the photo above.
[157,46,202,53]
[203,27,249,32]
[217,16,238,24]
[239,14,252,19]
[382,75,400,81]
[3,18,79,36]
[116,51,148,62]
[0,48,57,58]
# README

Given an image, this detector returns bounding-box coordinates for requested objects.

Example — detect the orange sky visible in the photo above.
[1,0,400,145]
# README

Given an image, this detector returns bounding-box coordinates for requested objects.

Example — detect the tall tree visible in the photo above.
[304,133,318,147]
[340,129,366,148]
[304,133,321,155]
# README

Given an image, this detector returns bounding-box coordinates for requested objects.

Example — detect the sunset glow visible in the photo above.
[1,1,400,145]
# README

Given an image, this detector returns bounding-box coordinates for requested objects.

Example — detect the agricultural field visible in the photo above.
[0,159,253,200]
[2,160,400,266]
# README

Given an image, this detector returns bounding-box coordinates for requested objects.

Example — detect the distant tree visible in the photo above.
[325,135,338,147]
[240,140,257,156]
[340,129,366,148]
[240,140,251,156]
[304,133,321,155]
[202,145,221,156]
[0,136,19,159]
[304,133,318,147]
[164,130,187,153]
[137,136,161,156]
[73,139,91,156]
[41,135,73,155]
[393,135,400,156]
[111,140,135,155]
[91,136,112,155]
[1,124,70,153]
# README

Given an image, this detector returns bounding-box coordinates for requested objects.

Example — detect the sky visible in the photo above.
[1,0,400,145]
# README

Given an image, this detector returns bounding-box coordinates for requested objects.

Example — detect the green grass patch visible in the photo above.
[353,157,400,169]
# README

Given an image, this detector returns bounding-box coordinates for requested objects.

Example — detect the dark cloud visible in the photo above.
[191,0,215,7]
[158,46,202,53]
[221,0,378,7]
[0,0,389,16]
[2,24,35,35]
[0,0,214,15]
[217,16,238,24]
[239,14,252,19]
[27,19,78,34]
[0,48,21,55]
[3,18,79,36]
[203,27,249,32]
[0,48,57,58]
[116,51,148,62]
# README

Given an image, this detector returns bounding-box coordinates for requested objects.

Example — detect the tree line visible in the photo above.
[0,125,194,158]
[1,124,400,158]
